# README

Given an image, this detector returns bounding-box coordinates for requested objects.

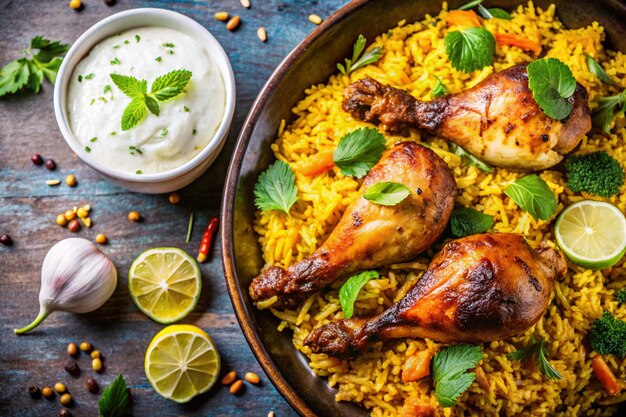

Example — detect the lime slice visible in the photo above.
[129,247,201,324]
[145,324,221,403]
[555,200,626,269]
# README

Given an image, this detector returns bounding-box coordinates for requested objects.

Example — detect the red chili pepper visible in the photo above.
[197,217,219,263]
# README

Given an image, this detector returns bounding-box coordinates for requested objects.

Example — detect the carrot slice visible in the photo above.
[402,350,433,382]
[592,355,622,396]
[401,397,434,417]
[445,10,481,28]
[298,150,335,177]
[495,33,542,54]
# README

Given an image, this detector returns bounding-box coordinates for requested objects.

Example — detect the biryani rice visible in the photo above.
[253,2,626,416]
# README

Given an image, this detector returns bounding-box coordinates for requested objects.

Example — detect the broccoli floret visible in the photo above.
[616,289,626,305]
[589,311,626,357]
[565,151,624,198]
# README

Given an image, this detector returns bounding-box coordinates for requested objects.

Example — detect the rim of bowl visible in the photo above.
[221,1,369,416]
[53,8,236,183]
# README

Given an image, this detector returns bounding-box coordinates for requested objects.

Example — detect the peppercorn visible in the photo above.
[56,214,68,227]
[65,175,77,187]
[59,393,72,406]
[104,0,116,6]
[90,350,101,360]
[128,211,141,221]
[0,234,12,246]
[85,377,99,394]
[31,154,43,165]
[54,382,66,394]
[28,385,41,399]
[67,342,78,357]
[92,358,104,373]
[45,159,57,170]
[68,219,81,233]
[168,193,181,204]
[59,409,71,417]
[42,386,54,399]
[64,361,80,377]
[79,341,92,352]
[95,234,107,244]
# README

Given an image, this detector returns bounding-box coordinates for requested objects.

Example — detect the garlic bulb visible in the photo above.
[15,238,117,334]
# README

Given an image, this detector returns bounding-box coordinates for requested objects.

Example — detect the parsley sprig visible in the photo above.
[509,337,562,380]
[254,160,299,215]
[110,69,192,130]
[0,36,68,96]
[444,27,495,73]
[433,344,484,407]
[337,35,383,75]
[527,58,576,120]
[592,90,626,135]
[98,374,130,417]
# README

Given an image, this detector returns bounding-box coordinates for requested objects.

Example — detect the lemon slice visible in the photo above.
[555,200,626,269]
[145,324,221,403]
[129,247,201,324]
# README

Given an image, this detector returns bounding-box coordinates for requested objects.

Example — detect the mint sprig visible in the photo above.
[98,374,130,417]
[110,69,192,130]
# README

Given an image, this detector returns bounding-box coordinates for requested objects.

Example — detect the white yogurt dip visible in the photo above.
[67,27,226,175]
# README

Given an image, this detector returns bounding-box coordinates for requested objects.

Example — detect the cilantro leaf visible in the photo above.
[339,271,379,319]
[450,207,493,238]
[504,174,556,221]
[449,143,493,172]
[363,182,410,206]
[337,35,383,75]
[585,54,612,85]
[592,90,626,135]
[333,128,387,178]
[0,59,30,96]
[150,69,192,101]
[254,160,299,214]
[433,344,484,407]
[509,337,561,380]
[527,58,576,120]
[444,27,495,73]
[98,374,130,417]
[121,97,147,131]
[432,75,448,98]
[26,61,44,93]
[110,73,147,99]
[30,36,69,63]
[144,95,160,116]
[37,56,63,84]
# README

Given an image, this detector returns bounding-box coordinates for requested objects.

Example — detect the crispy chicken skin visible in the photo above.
[304,233,567,358]
[343,64,591,171]
[249,142,456,310]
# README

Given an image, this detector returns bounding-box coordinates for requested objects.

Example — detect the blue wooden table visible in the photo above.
[0,1,347,416]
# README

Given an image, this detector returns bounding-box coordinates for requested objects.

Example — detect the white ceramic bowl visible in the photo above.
[54,8,236,193]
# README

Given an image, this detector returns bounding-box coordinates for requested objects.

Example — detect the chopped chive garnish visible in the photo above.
[192,128,197,135]
[110,131,117,136]
[155,56,162,62]
[162,42,175,48]
[99,97,108,103]
[136,148,143,155]
[90,98,95,106]
[186,212,194,243]
[103,85,111,94]
[85,146,91,153]
[160,128,168,137]
[184,106,190,112]
[78,75,83,82]
[113,45,121,49]
[136,170,142,175]
[90,137,98,142]
[129,146,136,150]
[124,40,130,45]
[110,57,121,65]
[167,50,174,55]
[84,73,95,80]
[135,35,140,42]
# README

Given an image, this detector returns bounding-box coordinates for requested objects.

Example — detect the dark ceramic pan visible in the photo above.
[221,1,626,416]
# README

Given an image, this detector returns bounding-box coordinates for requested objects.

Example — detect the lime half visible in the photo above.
[555,200,626,269]
[129,247,201,324]
[145,324,221,403]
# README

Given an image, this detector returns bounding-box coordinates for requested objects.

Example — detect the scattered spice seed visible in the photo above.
[76,207,88,219]
[69,0,82,11]
[104,0,116,6]
[57,214,68,226]
[68,219,81,233]
[59,409,71,417]
[54,382,66,394]
[197,216,219,263]
[229,379,244,394]
[227,16,241,31]
[81,217,92,228]
[28,385,41,399]
[308,14,323,25]
[221,370,237,385]
[169,193,181,204]
[47,179,61,186]
[128,211,141,222]
[42,387,54,399]
[85,377,99,394]
[45,159,57,170]
[257,27,267,42]
[31,154,43,165]
[67,342,78,356]
[215,11,229,21]
[65,175,77,187]
[95,234,108,244]
[90,349,101,360]
[186,212,194,243]
[59,393,72,406]
[245,372,260,384]
[92,358,104,373]
[79,341,92,352]
[0,234,13,246]
[240,0,251,8]
[64,361,80,377]
[268,412,275,417]
[65,210,76,221]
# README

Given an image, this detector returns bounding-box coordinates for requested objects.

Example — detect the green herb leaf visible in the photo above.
[149,69,192,101]
[155,56,162,62]
[121,97,147,131]
[337,35,383,75]
[144,95,160,116]
[433,344,484,407]
[339,271,380,319]
[457,0,482,10]
[527,58,576,120]
[444,27,495,73]
[84,73,95,80]
[432,75,448,98]
[585,54,612,85]
[363,182,410,206]
[98,374,129,417]
[26,61,44,93]
[0,59,30,96]
[592,90,626,134]
[450,207,493,238]
[110,57,121,65]
[110,73,146,99]
[30,36,69,63]
[186,212,194,243]
[504,174,556,221]
[254,160,299,214]
[135,35,141,43]
[509,337,561,380]
[478,5,512,20]
[333,128,387,178]
[449,143,493,172]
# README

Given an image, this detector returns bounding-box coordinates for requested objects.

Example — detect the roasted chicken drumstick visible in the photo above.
[249,141,456,309]
[343,64,591,171]
[304,233,567,358]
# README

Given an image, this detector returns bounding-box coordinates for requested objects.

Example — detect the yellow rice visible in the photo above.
[253,2,626,416]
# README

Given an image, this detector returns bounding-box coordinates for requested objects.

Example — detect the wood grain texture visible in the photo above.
[0,1,347,416]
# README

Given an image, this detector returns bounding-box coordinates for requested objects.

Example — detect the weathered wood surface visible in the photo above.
[0,1,347,416]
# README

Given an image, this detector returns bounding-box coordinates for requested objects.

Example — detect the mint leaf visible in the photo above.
[504,174,556,221]
[121,97,147,131]
[110,73,147,99]
[433,344,484,407]
[527,58,576,120]
[149,69,192,101]
[586,54,612,85]
[592,90,626,134]
[333,128,387,178]
[339,271,379,319]
[363,182,410,206]
[98,374,130,417]
[432,75,448,97]
[450,207,493,238]
[337,35,383,75]
[144,95,160,116]
[445,27,495,73]
[0,59,30,96]
[254,160,299,214]
[449,143,493,172]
